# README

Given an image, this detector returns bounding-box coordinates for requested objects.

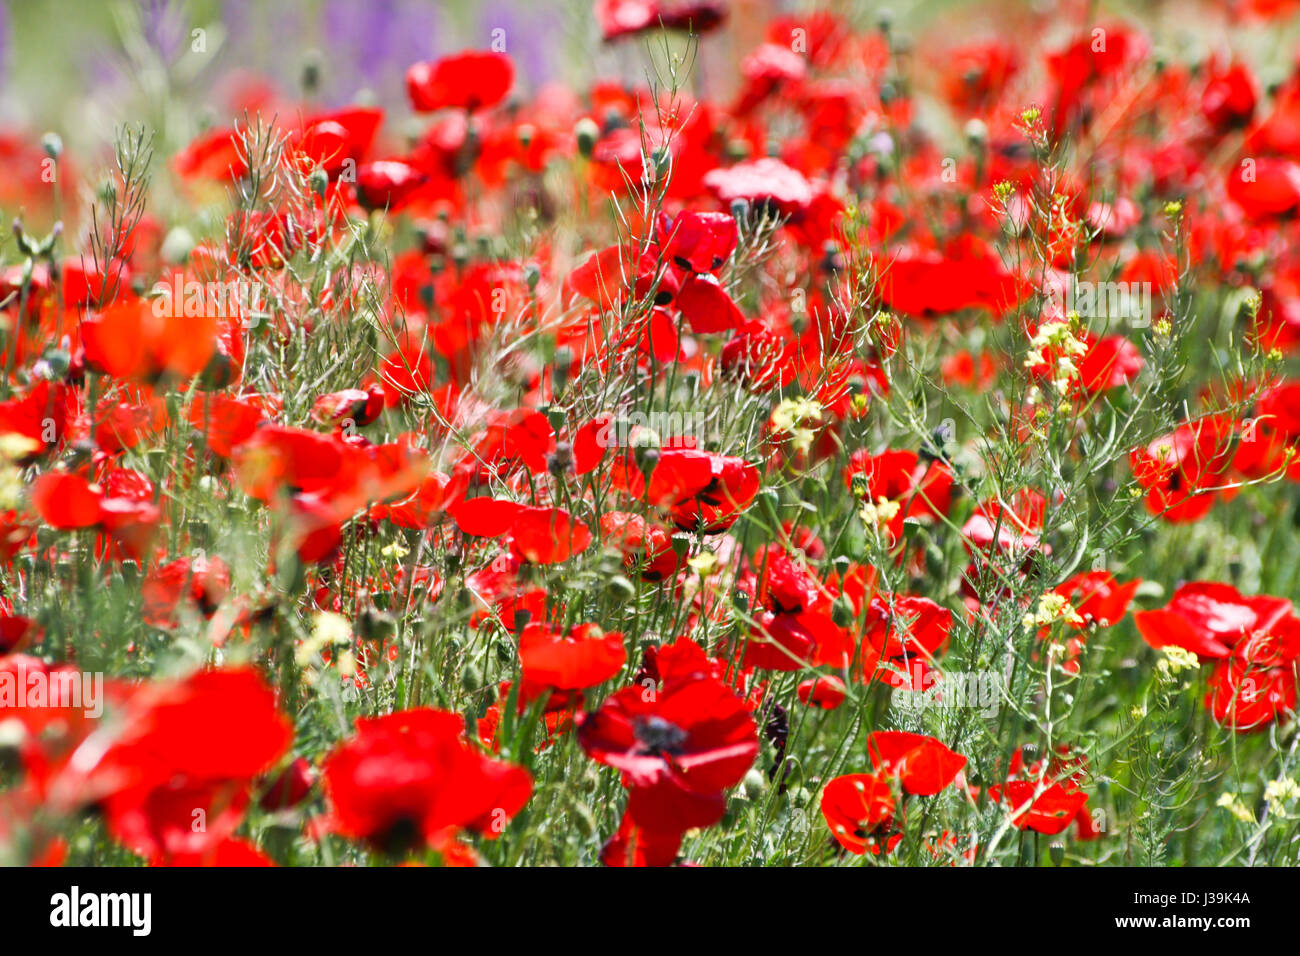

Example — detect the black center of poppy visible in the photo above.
[376,815,424,857]
[633,715,690,756]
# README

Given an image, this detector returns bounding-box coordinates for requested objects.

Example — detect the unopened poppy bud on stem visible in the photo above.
[574,118,599,159]
[308,166,329,198]
[634,444,660,480]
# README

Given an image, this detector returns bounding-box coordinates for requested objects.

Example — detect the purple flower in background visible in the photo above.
[479,0,550,94]
[323,0,441,106]
[142,0,187,63]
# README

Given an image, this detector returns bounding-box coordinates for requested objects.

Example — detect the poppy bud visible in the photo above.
[461,662,481,692]
[575,117,599,159]
[308,166,329,198]
[40,348,71,381]
[523,262,541,290]
[300,50,323,95]
[495,638,514,664]
[0,722,24,774]
[725,139,751,162]
[634,444,660,479]
[1049,842,1065,865]
[41,132,63,160]
[160,226,194,263]
[605,575,636,602]
[831,593,857,628]
[552,345,572,394]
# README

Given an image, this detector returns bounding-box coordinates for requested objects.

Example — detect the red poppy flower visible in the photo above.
[311,386,385,429]
[796,675,847,709]
[939,40,1019,114]
[1077,334,1144,393]
[189,393,267,458]
[258,757,316,812]
[38,668,292,859]
[1201,61,1257,132]
[1053,570,1140,629]
[861,594,953,669]
[0,613,39,654]
[820,773,896,855]
[0,380,71,461]
[406,51,514,113]
[844,448,954,540]
[865,731,967,796]
[323,708,531,854]
[232,425,346,503]
[746,608,854,671]
[960,488,1048,565]
[1134,581,1300,665]
[1234,380,1300,481]
[668,453,761,533]
[172,126,248,182]
[878,246,1025,318]
[656,210,738,274]
[755,546,827,614]
[676,272,746,334]
[611,446,713,503]
[519,622,627,692]
[599,511,685,581]
[291,106,383,178]
[30,472,103,529]
[991,779,1089,835]
[473,408,608,478]
[1226,157,1300,220]
[718,322,793,395]
[578,675,758,833]
[596,0,727,41]
[380,471,457,528]
[354,160,428,212]
[103,777,254,864]
[81,297,220,384]
[142,555,231,627]
[600,812,683,867]
[1204,660,1297,731]
[511,505,593,563]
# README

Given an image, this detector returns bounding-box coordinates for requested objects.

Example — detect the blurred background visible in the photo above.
[1,0,1297,227]
[0,0,781,137]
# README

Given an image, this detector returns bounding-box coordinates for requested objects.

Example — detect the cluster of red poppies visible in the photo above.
[3,0,1300,868]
